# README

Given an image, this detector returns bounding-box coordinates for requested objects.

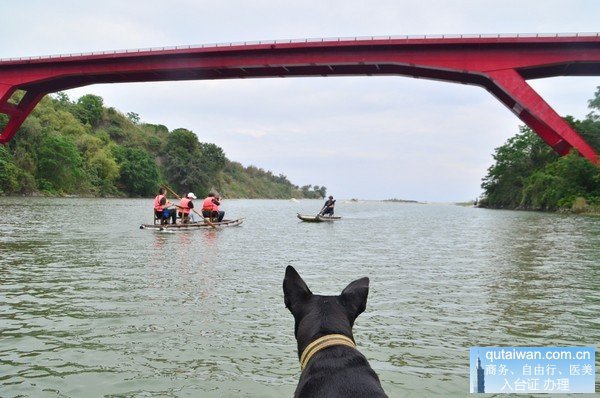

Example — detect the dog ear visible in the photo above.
[283,266,312,311]
[340,277,369,321]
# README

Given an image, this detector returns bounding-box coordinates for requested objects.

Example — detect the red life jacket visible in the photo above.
[154,194,165,211]
[202,197,218,212]
[179,197,191,214]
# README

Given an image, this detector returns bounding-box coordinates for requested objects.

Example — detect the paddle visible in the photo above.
[317,204,326,218]
[316,204,325,218]
[163,185,216,228]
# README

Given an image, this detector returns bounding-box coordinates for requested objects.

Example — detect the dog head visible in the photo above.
[283,265,369,356]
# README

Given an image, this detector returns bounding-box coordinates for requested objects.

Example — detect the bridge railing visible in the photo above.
[1,32,599,63]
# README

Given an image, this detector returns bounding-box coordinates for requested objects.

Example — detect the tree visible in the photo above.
[0,145,19,193]
[127,112,140,124]
[77,135,120,196]
[480,126,557,208]
[0,113,7,131]
[587,85,600,117]
[520,151,600,210]
[573,85,600,153]
[74,94,104,126]
[316,186,327,198]
[113,146,159,197]
[55,92,72,107]
[162,129,228,194]
[199,143,226,169]
[163,128,198,191]
[36,134,83,193]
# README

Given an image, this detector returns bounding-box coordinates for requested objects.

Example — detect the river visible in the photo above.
[0,197,598,397]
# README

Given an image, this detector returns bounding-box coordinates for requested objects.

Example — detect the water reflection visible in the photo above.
[202,229,219,247]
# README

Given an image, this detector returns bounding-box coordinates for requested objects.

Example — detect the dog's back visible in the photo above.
[283,266,388,398]
[295,345,387,397]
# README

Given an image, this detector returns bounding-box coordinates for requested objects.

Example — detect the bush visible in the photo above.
[571,197,588,213]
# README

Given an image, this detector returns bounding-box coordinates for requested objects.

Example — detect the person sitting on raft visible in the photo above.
[154,187,177,225]
[177,192,197,223]
[202,192,225,222]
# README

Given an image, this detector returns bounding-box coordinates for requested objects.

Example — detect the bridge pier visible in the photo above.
[0,85,45,144]
[486,69,597,162]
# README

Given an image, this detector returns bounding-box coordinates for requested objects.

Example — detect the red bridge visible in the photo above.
[1,33,599,162]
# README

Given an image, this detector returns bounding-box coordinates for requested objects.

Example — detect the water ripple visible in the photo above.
[1,198,599,397]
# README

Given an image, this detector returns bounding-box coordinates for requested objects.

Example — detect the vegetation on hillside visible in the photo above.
[479,86,600,212]
[0,92,325,199]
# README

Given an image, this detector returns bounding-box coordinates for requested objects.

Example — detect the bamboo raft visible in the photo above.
[140,218,244,230]
[297,213,341,222]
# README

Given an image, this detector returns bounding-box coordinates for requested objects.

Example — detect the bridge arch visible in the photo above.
[1,33,599,162]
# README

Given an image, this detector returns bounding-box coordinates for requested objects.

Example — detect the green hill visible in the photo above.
[0,92,325,199]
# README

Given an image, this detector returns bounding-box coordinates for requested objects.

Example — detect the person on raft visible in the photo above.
[202,192,225,222]
[177,192,197,223]
[154,187,177,225]
[319,195,336,216]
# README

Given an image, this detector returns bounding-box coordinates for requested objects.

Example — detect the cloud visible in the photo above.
[231,129,268,139]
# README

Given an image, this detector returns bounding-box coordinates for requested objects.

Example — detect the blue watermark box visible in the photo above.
[470,347,595,393]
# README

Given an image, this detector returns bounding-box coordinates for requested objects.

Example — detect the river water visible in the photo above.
[0,197,598,397]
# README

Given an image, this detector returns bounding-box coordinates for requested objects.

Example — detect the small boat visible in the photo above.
[140,218,244,230]
[297,213,341,222]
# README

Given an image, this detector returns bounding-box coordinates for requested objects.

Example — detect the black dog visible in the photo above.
[283,266,388,398]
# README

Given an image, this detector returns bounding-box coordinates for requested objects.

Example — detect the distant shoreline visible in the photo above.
[381,198,421,204]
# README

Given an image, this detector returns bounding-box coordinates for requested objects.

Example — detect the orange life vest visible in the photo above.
[154,194,165,211]
[179,197,191,214]
[202,197,218,212]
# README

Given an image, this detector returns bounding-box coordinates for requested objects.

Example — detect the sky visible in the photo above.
[1,1,599,201]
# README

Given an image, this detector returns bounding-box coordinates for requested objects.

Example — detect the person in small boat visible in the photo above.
[154,187,177,225]
[202,192,225,222]
[319,195,336,216]
[177,192,197,223]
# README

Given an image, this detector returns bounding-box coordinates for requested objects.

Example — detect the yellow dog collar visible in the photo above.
[300,334,356,370]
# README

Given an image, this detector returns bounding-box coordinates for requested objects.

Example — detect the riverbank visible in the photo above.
[477,196,600,216]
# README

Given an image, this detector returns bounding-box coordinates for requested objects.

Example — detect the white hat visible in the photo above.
[187,192,197,199]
